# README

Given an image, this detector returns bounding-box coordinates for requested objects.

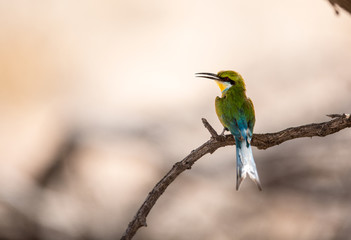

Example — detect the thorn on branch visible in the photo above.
[138,216,147,227]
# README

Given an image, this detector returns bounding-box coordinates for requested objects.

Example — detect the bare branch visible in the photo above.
[120,114,351,240]
[328,0,351,15]
[201,118,219,138]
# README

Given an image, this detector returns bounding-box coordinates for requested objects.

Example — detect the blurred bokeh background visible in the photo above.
[0,0,351,239]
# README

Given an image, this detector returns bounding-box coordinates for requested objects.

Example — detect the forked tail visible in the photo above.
[235,138,262,191]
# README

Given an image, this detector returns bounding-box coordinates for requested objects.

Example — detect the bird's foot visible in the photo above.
[246,129,252,144]
[220,127,229,136]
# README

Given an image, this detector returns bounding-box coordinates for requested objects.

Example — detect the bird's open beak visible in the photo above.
[195,72,221,81]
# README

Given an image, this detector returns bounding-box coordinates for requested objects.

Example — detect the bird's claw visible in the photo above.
[220,127,229,136]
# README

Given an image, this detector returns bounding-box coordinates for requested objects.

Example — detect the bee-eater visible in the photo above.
[196,70,262,191]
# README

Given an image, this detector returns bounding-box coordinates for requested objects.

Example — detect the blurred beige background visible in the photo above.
[0,0,351,240]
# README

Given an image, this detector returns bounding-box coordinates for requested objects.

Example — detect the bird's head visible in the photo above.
[196,70,246,92]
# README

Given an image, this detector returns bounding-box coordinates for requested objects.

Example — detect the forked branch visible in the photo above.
[121,113,351,240]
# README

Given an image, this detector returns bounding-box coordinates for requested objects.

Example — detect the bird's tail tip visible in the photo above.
[236,171,262,191]
[235,137,262,191]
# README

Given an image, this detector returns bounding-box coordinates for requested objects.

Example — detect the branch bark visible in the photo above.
[120,113,351,240]
[328,0,351,15]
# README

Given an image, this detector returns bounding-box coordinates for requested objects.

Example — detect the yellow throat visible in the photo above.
[215,81,231,92]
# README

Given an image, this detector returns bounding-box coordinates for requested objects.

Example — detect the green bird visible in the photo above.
[196,70,262,190]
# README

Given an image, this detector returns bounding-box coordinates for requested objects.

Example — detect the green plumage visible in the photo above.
[214,71,255,139]
[196,70,261,190]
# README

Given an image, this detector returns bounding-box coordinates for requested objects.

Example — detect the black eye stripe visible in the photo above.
[226,77,235,85]
[221,76,235,85]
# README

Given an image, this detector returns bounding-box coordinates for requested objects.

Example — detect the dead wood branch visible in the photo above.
[121,113,351,240]
[328,0,351,15]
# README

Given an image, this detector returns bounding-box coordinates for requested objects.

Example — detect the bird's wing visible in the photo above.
[244,98,256,137]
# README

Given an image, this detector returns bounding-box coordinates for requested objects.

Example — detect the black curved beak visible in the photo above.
[195,72,221,81]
